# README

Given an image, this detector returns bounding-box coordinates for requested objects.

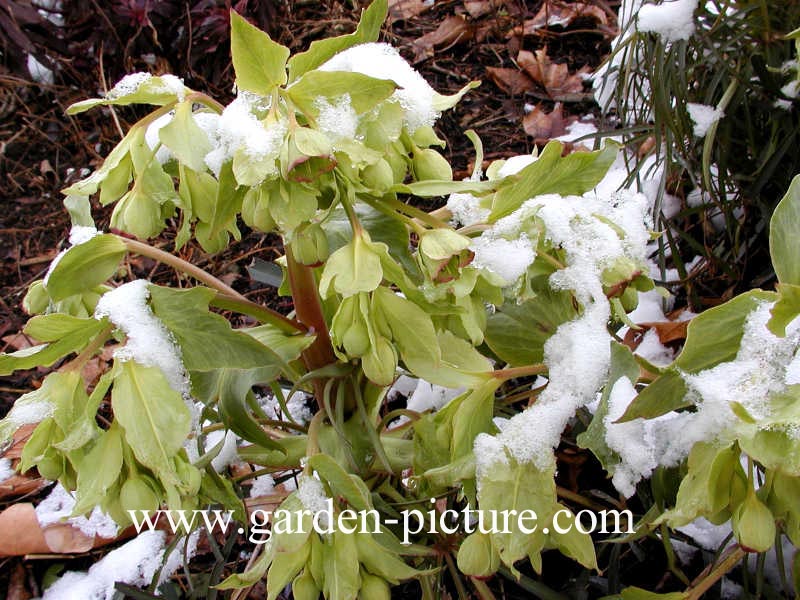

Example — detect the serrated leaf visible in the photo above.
[148,285,286,371]
[489,141,618,222]
[478,458,556,573]
[112,361,191,485]
[770,174,800,286]
[45,234,127,302]
[230,11,290,94]
[485,283,578,366]
[287,0,387,81]
[65,74,187,115]
[617,369,688,422]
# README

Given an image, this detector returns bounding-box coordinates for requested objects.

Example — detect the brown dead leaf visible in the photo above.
[485,66,535,96]
[646,320,690,345]
[464,0,498,19]
[523,102,576,144]
[0,503,51,556]
[412,15,473,63]
[517,48,591,99]
[2,423,38,460]
[520,1,608,35]
[0,473,50,500]
[388,0,432,22]
[2,333,36,352]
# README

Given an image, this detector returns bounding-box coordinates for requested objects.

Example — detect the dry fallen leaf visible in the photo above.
[522,102,576,144]
[517,48,591,99]
[7,561,32,600]
[388,0,432,22]
[519,1,608,35]
[1,333,36,352]
[463,0,493,19]
[412,15,473,63]
[485,66,535,96]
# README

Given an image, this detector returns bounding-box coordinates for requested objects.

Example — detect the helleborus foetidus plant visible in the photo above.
[2,0,800,597]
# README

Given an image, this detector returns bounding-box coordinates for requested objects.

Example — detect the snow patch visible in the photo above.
[94,280,190,397]
[686,102,723,137]
[637,0,698,43]
[36,483,119,539]
[0,458,15,483]
[319,43,438,132]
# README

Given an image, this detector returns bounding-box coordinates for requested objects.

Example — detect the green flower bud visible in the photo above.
[242,186,276,233]
[413,148,452,182]
[359,571,391,600]
[620,286,639,312]
[362,336,397,386]
[385,148,408,184]
[361,159,395,192]
[343,321,371,357]
[457,531,500,578]
[120,476,161,514]
[23,280,50,315]
[291,222,330,267]
[37,448,64,481]
[175,456,202,496]
[292,570,320,600]
[732,491,776,553]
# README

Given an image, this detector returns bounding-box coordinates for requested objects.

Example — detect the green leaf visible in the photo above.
[373,286,440,371]
[485,283,578,366]
[404,331,493,389]
[74,424,124,515]
[243,324,315,365]
[617,369,688,422]
[489,141,618,222]
[355,532,430,585]
[618,588,687,600]
[195,162,245,252]
[148,285,286,371]
[62,128,136,196]
[112,361,191,485]
[548,506,598,570]
[322,203,414,273]
[287,0,387,81]
[675,289,776,373]
[217,543,274,589]
[66,74,187,114]
[0,316,105,376]
[230,11,289,94]
[577,341,639,469]
[478,458,556,574]
[769,283,800,336]
[431,80,480,111]
[267,542,311,600]
[390,179,496,197]
[770,174,800,285]
[193,369,285,452]
[45,234,127,302]
[285,71,396,117]
[158,102,213,172]
[319,233,384,298]
[322,530,361,600]
[308,454,370,511]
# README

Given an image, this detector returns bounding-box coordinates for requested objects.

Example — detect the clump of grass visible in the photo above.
[596,0,800,299]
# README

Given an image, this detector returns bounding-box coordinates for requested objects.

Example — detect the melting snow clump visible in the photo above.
[94,280,190,396]
[318,43,439,132]
[686,102,724,137]
[36,482,119,539]
[637,0,698,43]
